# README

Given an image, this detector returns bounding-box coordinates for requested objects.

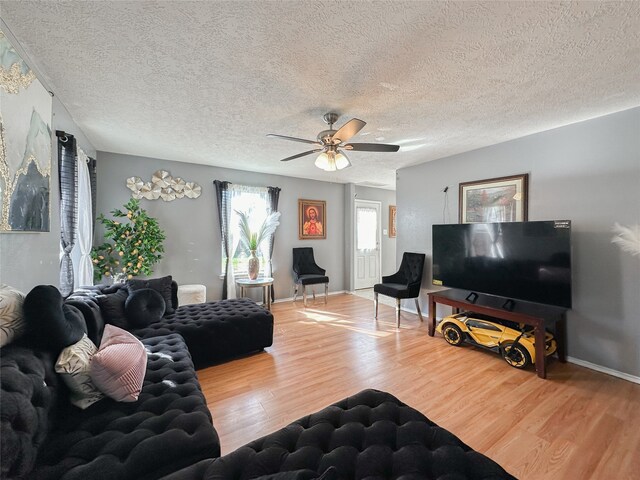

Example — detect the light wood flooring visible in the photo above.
[197,294,640,479]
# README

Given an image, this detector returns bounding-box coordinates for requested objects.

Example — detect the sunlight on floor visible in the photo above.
[299,308,397,338]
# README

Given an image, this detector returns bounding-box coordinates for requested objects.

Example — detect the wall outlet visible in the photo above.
[383,229,388,235]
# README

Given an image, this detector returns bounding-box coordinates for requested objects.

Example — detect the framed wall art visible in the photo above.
[0,30,52,232]
[459,174,528,224]
[389,205,397,237]
[298,199,326,239]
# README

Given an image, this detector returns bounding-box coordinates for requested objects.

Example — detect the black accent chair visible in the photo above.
[374,252,426,327]
[292,247,329,307]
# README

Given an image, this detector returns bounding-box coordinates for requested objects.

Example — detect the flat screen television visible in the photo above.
[432,220,572,308]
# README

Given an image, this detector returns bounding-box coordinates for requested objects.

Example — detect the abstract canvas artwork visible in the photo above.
[0,30,52,232]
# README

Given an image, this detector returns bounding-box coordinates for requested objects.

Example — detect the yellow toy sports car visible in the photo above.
[435,312,557,369]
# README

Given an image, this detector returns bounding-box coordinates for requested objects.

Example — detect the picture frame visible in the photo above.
[298,199,326,239]
[459,174,529,224]
[389,205,397,237]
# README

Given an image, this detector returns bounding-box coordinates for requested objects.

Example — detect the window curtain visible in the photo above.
[266,186,281,301]
[70,147,94,288]
[87,156,97,232]
[214,180,231,299]
[57,131,78,297]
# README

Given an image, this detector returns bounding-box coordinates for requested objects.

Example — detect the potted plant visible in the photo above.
[91,198,166,283]
[236,210,281,280]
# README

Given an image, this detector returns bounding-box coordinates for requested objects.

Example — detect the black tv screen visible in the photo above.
[432,220,572,308]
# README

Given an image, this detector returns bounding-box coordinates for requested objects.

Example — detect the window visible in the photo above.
[222,184,271,275]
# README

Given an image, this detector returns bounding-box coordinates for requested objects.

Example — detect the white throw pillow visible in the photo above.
[55,334,105,409]
[0,285,26,347]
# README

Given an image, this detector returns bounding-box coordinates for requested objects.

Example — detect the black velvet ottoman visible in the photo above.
[162,389,516,480]
[29,334,220,480]
[131,298,274,369]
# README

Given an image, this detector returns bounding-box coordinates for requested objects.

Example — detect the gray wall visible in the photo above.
[96,152,347,301]
[397,107,640,377]
[0,96,96,292]
[354,185,396,277]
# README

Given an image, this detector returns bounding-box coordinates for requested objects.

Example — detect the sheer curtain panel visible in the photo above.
[57,131,78,297]
[70,147,94,288]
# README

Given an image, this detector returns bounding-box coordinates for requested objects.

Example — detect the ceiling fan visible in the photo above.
[267,113,400,171]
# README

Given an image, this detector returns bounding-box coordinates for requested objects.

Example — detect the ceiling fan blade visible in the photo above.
[332,118,366,144]
[343,143,400,152]
[280,149,323,162]
[267,134,321,146]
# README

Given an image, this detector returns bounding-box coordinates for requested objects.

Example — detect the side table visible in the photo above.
[236,277,274,311]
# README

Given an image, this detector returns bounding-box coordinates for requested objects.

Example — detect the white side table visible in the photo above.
[177,284,206,306]
[236,277,274,311]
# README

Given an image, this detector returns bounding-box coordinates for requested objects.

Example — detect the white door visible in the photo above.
[354,200,381,290]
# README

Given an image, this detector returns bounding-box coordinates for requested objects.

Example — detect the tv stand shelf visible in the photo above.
[428,289,567,379]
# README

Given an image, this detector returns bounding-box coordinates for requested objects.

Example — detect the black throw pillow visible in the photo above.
[125,288,166,328]
[126,276,174,314]
[22,285,87,353]
[96,289,129,328]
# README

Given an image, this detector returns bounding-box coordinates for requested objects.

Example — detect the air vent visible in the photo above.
[357,181,389,188]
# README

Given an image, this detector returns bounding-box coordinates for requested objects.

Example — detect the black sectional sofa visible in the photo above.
[1,282,515,480]
[1,282,273,479]
[67,281,274,369]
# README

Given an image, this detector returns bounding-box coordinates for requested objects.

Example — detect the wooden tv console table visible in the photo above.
[428,289,567,379]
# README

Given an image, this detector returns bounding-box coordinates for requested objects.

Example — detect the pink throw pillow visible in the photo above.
[90,324,147,402]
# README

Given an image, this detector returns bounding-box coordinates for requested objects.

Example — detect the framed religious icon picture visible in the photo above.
[459,174,529,224]
[298,199,326,239]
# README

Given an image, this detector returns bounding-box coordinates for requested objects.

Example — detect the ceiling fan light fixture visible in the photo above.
[271,113,398,169]
[335,151,351,170]
[315,150,351,171]
[314,151,334,171]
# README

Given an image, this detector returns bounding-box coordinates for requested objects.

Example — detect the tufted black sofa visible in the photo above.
[1,282,274,480]
[68,282,274,369]
[1,333,220,480]
[130,300,274,369]
[162,389,516,480]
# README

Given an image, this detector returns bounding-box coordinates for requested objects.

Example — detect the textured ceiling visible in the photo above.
[1,1,639,189]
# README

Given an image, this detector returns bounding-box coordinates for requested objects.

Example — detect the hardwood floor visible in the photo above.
[197,294,640,479]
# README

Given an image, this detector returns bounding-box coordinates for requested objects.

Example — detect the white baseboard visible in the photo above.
[273,290,347,304]
[566,356,640,384]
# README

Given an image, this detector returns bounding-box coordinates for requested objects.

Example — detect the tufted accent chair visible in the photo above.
[292,248,329,307]
[374,252,426,327]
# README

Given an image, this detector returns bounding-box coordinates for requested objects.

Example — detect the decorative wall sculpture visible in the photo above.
[0,30,52,232]
[126,170,201,201]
